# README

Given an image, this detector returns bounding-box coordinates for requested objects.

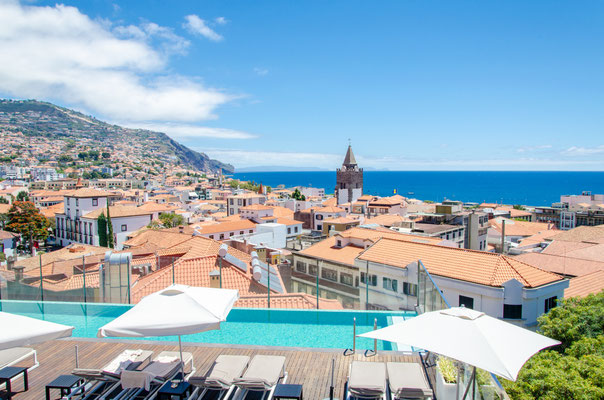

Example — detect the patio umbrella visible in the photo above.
[0,311,74,351]
[98,284,239,377]
[359,307,560,398]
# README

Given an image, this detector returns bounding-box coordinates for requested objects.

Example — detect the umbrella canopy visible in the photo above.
[98,284,239,338]
[359,307,560,381]
[0,312,74,351]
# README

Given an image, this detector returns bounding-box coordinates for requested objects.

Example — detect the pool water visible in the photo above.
[0,300,416,351]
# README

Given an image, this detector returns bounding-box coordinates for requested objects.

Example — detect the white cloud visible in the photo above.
[0,1,235,127]
[200,149,342,169]
[183,14,223,41]
[253,67,269,76]
[561,145,604,156]
[132,123,256,139]
[515,145,552,153]
[215,17,227,25]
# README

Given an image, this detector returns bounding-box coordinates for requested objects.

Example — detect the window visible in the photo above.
[296,261,307,273]
[309,264,318,276]
[229,232,234,237]
[75,198,79,206]
[340,273,353,286]
[317,224,322,231]
[209,235,214,239]
[249,230,253,233]
[316,214,323,220]
[544,296,557,313]
[321,268,337,282]
[383,277,398,292]
[238,199,242,206]
[459,295,474,309]
[294,227,299,233]
[336,240,342,247]
[219,234,224,240]
[503,304,522,319]
[288,228,291,234]
[403,282,418,296]
[230,208,234,215]
[240,231,244,235]
[92,198,98,206]
[230,199,234,205]
[121,224,127,231]
[360,272,377,286]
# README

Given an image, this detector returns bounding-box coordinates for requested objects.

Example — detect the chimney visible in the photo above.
[209,269,220,288]
[12,265,25,282]
[501,220,506,254]
[179,226,184,234]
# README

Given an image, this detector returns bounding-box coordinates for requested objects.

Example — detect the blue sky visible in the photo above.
[1,0,603,170]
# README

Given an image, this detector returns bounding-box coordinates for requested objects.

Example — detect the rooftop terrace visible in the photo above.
[10,339,428,400]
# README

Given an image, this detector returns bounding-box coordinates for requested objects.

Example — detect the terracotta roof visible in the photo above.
[123,230,193,249]
[364,214,411,226]
[358,238,563,288]
[517,230,561,246]
[548,226,604,244]
[369,197,407,206]
[230,193,266,199]
[15,244,109,273]
[217,215,245,222]
[131,255,272,303]
[0,230,18,240]
[322,197,337,207]
[299,227,442,266]
[513,252,604,277]
[564,270,604,298]
[357,195,376,201]
[268,206,294,218]
[315,206,345,213]
[496,207,532,218]
[67,188,111,198]
[240,204,273,211]
[489,218,555,237]
[195,220,256,235]
[323,217,360,224]
[83,206,154,219]
[237,293,343,309]
[138,203,181,212]
[542,240,604,263]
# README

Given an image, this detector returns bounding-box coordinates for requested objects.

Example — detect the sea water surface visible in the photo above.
[233,171,604,206]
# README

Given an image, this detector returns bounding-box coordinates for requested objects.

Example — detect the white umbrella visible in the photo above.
[98,284,239,377]
[0,311,74,351]
[359,308,560,398]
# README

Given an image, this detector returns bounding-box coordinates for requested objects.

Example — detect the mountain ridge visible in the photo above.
[0,99,234,174]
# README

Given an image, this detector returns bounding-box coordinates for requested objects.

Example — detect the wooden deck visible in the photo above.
[6,338,434,400]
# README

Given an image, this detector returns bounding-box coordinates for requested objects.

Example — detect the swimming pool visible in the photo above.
[0,300,416,351]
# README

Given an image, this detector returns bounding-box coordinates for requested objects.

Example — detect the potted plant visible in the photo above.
[435,356,458,400]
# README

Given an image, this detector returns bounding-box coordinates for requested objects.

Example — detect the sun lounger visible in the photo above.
[0,347,38,370]
[188,355,250,399]
[65,349,153,400]
[386,362,433,399]
[232,355,287,400]
[116,351,194,400]
[346,361,387,400]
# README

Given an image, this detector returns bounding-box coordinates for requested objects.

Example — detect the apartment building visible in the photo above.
[227,193,266,216]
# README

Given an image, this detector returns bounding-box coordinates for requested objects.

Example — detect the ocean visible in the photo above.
[232,171,604,206]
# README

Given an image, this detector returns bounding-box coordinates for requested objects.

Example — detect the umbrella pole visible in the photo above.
[461,366,476,400]
[178,335,185,381]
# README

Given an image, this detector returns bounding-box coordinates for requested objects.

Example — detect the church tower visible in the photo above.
[335,144,363,205]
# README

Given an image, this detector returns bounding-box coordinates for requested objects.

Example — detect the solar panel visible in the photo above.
[258,261,284,293]
[223,253,247,272]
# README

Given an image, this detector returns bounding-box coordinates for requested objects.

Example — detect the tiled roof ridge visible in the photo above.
[375,236,503,256]
[492,256,527,286]
[503,254,564,281]
[132,254,216,293]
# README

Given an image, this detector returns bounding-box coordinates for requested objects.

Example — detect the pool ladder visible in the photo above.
[343,317,378,357]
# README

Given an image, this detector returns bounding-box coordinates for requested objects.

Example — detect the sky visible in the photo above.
[0,0,603,171]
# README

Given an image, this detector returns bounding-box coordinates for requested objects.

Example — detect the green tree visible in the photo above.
[58,154,72,163]
[158,213,185,228]
[291,188,306,201]
[101,152,111,159]
[0,197,8,204]
[106,203,114,249]
[16,191,29,202]
[6,201,51,252]
[502,291,604,399]
[97,211,107,247]
[513,204,526,210]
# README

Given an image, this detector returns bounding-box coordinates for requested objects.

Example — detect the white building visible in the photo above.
[226,193,266,216]
[354,237,568,327]
[30,166,59,181]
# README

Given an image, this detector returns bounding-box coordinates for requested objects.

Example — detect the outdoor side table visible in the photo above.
[274,383,303,400]
[157,380,192,400]
[45,374,84,400]
[0,366,28,400]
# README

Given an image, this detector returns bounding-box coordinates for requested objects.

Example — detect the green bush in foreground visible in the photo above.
[502,291,604,399]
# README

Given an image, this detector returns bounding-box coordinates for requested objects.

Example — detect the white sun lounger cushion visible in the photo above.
[190,355,250,389]
[348,361,387,398]
[0,347,35,369]
[386,362,433,399]
[234,355,286,390]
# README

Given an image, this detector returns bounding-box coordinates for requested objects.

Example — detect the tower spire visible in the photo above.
[343,144,357,167]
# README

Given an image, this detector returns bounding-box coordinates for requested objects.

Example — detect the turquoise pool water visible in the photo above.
[0,300,416,351]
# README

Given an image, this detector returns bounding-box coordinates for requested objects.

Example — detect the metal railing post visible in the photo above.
[39,254,44,302]
[82,255,87,303]
[267,266,271,309]
[353,317,356,352]
[219,257,222,288]
[373,318,377,354]
[172,257,175,284]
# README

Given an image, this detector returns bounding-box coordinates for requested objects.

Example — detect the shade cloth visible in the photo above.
[0,311,74,351]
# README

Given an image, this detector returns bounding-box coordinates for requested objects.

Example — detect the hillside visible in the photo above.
[0,99,234,174]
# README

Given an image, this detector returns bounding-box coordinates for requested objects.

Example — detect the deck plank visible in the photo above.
[9,339,428,400]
